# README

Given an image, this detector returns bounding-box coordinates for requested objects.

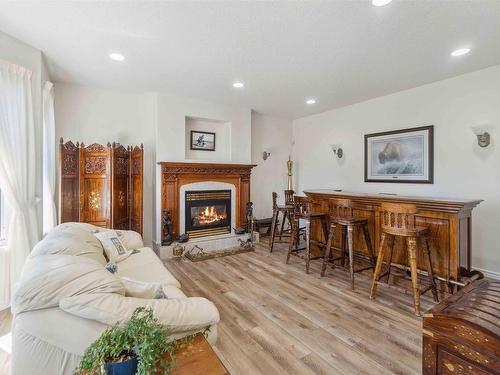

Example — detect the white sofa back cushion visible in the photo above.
[31,225,107,264]
[12,255,125,315]
[60,293,220,333]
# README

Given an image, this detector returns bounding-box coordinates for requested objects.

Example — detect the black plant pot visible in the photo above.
[104,356,138,375]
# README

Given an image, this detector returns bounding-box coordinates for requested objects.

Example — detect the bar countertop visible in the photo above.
[304,189,482,211]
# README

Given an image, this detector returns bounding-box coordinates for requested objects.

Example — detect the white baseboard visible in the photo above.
[475,267,500,280]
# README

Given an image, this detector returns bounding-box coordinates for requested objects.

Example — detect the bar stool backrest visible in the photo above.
[284,190,295,205]
[272,192,278,209]
[328,198,353,219]
[379,202,418,232]
[293,195,311,217]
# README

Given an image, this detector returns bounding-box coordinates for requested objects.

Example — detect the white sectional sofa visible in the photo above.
[11,222,220,375]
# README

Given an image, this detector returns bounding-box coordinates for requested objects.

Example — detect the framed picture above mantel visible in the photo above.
[190,130,216,151]
[364,125,434,184]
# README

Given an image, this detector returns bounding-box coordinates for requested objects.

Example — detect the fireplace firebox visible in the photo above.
[185,190,231,238]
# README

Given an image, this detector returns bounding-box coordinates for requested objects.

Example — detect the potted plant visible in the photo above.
[76,307,177,375]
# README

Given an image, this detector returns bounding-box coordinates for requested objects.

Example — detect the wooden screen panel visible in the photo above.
[130,145,144,235]
[80,143,111,228]
[59,139,80,223]
[111,143,130,230]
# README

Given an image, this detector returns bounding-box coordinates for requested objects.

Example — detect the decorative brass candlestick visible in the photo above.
[287,156,293,190]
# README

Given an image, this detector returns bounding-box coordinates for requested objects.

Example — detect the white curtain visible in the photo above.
[42,81,56,234]
[0,59,39,307]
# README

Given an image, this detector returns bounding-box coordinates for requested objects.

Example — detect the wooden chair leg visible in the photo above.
[347,225,355,290]
[305,219,311,274]
[370,232,388,300]
[361,223,376,269]
[321,223,336,277]
[279,210,287,240]
[407,237,421,316]
[286,218,297,264]
[422,237,439,303]
[269,209,279,252]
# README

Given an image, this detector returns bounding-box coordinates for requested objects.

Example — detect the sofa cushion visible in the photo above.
[31,225,107,264]
[60,293,220,333]
[94,230,131,262]
[12,255,125,315]
[116,247,181,288]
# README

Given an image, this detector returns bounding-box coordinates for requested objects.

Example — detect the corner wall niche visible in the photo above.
[185,116,231,161]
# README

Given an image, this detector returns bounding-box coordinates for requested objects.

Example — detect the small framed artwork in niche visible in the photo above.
[364,125,434,183]
[190,130,216,151]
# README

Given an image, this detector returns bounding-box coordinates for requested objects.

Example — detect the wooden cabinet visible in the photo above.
[304,190,482,285]
[423,279,500,374]
[59,139,144,234]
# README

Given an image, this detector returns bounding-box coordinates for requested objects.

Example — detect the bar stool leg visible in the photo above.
[286,216,297,264]
[347,225,355,290]
[321,223,336,277]
[385,235,395,283]
[407,237,421,316]
[279,210,287,240]
[305,218,311,274]
[361,223,376,268]
[370,232,388,300]
[422,237,439,303]
[341,226,347,267]
[269,209,279,252]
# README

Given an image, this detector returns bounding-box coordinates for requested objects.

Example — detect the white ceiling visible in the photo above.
[1,1,500,119]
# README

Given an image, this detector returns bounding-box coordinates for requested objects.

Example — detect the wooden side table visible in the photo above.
[168,333,228,375]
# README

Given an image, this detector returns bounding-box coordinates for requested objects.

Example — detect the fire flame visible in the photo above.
[196,206,227,225]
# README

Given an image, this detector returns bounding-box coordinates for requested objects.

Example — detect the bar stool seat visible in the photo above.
[321,199,376,290]
[369,202,439,316]
[287,196,329,274]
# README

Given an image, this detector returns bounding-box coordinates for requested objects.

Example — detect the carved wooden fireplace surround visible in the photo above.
[159,162,256,240]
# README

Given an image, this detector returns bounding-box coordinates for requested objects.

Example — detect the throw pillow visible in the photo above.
[94,230,131,262]
[120,277,166,299]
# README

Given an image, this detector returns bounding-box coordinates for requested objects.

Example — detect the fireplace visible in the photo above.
[185,190,231,238]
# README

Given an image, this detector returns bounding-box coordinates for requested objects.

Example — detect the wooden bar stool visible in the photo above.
[287,196,329,274]
[321,198,376,290]
[369,202,439,316]
[269,191,294,252]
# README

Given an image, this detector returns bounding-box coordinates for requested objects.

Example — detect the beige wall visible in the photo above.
[54,83,157,245]
[293,65,500,276]
[251,112,293,220]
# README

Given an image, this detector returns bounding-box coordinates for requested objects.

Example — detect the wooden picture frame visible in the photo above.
[190,131,216,151]
[364,125,434,183]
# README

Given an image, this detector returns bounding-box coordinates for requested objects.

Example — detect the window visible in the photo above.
[0,190,5,243]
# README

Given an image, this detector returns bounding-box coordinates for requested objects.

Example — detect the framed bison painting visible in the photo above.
[364,125,434,183]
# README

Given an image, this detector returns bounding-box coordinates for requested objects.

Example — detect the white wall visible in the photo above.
[251,112,293,219]
[185,117,231,161]
[293,65,500,275]
[54,83,157,245]
[0,31,44,237]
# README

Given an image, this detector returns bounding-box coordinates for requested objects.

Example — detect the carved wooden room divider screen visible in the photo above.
[59,138,144,235]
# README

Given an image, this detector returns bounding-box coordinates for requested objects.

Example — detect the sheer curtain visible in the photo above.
[43,81,56,234]
[0,59,39,306]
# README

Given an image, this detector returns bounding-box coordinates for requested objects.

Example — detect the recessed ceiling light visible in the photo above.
[233,82,244,88]
[372,0,393,6]
[306,99,316,105]
[451,48,471,57]
[109,52,125,62]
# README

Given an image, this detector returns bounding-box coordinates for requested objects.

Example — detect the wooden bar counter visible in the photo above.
[304,190,482,285]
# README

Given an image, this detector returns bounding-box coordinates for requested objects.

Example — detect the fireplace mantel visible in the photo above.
[159,162,256,240]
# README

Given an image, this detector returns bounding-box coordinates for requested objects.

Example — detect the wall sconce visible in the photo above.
[331,144,343,159]
[262,151,271,160]
[472,125,492,148]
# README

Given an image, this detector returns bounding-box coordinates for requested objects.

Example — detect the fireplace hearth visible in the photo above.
[185,190,231,238]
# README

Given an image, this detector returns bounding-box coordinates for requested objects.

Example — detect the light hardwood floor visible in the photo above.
[165,240,434,375]
[0,240,434,375]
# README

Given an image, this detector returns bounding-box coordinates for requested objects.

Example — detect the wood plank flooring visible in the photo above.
[0,308,12,375]
[164,240,434,375]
